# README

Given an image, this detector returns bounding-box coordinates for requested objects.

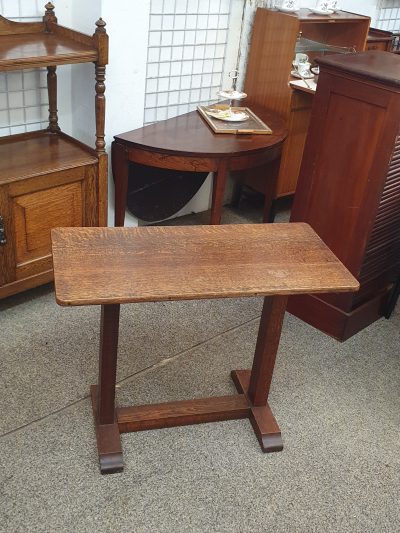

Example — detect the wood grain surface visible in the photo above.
[51,223,359,306]
[0,131,97,184]
[114,104,286,157]
[0,32,97,70]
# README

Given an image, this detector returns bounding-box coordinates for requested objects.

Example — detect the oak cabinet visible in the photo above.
[0,4,108,298]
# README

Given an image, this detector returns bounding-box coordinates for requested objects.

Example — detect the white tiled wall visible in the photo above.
[376,0,400,31]
[144,0,233,124]
[0,0,49,136]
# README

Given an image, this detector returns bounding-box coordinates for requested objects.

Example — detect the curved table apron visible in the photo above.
[112,106,287,225]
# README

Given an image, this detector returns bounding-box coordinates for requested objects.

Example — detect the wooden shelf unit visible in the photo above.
[0,3,108,299]
[244,8,370,199]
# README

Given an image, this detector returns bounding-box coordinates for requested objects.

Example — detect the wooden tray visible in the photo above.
[197,105,273,135]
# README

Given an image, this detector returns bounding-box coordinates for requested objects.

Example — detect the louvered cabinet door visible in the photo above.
[356,133,400,305]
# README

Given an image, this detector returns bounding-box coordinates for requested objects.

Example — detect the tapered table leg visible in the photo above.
[262,158,280,223]
[210,159,228,225]
[232,295,288,452]
[112,141,129,227]
[91,304,123,474]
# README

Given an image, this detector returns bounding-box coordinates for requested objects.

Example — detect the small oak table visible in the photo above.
[51,223,358,474]
[112,105,287,226]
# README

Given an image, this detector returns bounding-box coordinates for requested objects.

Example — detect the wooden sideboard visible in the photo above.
[0,3,108,299]
[288,51,400,341]
[367,27,395,52]
[244,8,370,199]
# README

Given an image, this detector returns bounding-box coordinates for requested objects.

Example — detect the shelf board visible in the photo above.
[0,131,98,184]
[290,79,317,94]
[0,32,98,71]
[295,37,354,54]
[287,9,370,23]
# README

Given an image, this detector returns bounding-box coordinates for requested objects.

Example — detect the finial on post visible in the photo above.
[44,2,57,28]
[95,18,106,34]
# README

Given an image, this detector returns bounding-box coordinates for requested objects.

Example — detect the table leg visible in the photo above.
[111,141,129,227]
[91,303,123,474]
[262,158,280,223]
[210,160,228,225]
[231,295,288,452]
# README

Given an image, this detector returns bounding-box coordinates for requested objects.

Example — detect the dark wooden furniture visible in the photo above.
[367,28,395,52]
[244,8,370,199]
[111,105,287,226]
[51,223,358,474]
[0,3,108,299]
[288,51,400,341]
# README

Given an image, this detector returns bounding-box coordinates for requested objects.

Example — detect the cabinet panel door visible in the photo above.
[5,166,95,283]
[13,181,83,269]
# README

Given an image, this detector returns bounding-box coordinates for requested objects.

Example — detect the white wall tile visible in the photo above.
[144,0,232,125]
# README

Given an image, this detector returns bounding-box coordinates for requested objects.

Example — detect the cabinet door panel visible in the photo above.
[13,181,83,267]
[0,164,99,289]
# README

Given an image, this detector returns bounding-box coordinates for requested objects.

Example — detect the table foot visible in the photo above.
[231,370,283,453]
[91,385,124,474]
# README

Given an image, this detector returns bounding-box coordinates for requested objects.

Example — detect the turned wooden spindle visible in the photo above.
[43,2,57,30]
[94,18,108,155]
[95,64,106,153]
[47,66,60,133]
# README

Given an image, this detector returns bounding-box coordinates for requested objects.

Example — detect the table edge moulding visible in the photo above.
[51,223,359,474]
[0,3,109,299]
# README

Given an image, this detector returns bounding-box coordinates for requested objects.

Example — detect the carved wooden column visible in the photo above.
[43,3,60,132]
[94,18,108,155]
[47,66,60,133]
[93,18,109,226]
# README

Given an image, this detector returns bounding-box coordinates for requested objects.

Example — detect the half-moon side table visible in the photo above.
[51,223,358,474]
[111,105,287,226]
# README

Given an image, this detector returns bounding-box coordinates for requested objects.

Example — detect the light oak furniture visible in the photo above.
[288,51,400,341]
[0,3,108,299]
[51,223,358,474]
[112,105,287,226]
[244,8,370,200]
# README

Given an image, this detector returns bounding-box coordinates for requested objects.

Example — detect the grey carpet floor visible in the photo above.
[1,206,399,533]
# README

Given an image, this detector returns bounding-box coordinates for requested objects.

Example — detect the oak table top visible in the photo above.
[52,223,359,306]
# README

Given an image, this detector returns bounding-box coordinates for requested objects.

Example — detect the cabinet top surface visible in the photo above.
[51,223,359,306]
[317,51,400,88]
[266,8,370,22]
[0,32,98,70]
[0,131,97,184]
